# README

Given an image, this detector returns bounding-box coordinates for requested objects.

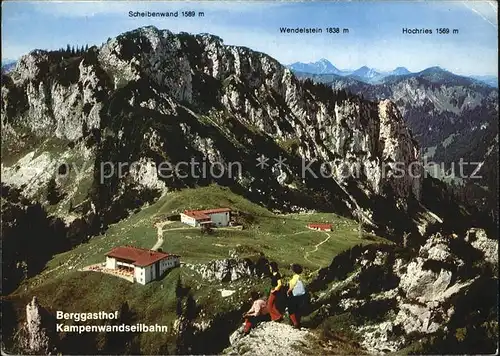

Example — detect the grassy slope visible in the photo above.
[9,185,389,353]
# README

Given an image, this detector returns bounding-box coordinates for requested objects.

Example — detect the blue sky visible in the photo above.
[2,1,498,75]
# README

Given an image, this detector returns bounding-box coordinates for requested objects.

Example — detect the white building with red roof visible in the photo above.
[180,208,231,227]
[307,223,333,232]
[105,246,180,285]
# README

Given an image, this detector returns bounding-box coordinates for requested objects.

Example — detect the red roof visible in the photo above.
[198,208,231,214]
[183,208,231,220]
[106,246,178,267]
[183,211,211,220]
[308,223,332,230]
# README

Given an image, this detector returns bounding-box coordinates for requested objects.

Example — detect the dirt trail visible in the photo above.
[151,222,194,250]
[152,221,173,250]
[291,231,309,236]
[304,232,331,266]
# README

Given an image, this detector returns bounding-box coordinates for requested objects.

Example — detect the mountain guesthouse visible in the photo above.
[105,246,180,285]
[180,208,231,227]
[307,223,333,232]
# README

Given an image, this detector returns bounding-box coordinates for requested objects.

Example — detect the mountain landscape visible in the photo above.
[292,61,499,218]
[470,75,499,88]
[1,26,498,355]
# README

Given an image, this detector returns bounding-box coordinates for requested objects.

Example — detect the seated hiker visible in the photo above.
[287,263,307,329]
[242,291,270,334]
[268,261,285,321]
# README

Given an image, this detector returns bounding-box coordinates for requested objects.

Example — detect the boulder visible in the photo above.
[224,322,316,356]
[185,258,255,282]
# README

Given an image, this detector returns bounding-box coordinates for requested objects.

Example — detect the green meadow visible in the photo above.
[9,185,389,354]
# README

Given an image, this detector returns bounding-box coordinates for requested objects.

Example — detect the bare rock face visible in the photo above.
[3,50,105,141]
[378,100,422,200]
[397,232,465,303]
[99,27,193,101]
[465,228,498,270]
[24,296,54,354]
[128,157,167,191]
[184,258,255,282]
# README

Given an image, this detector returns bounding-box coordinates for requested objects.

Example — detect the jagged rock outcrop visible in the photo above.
[377,100,422,199]
[465,228,498,270]
[128,157,167,191]
[309,228,498,354]
[3,50,105,141]
[22,296,56,354]
[397,233,465,303]
[184,258,256,282]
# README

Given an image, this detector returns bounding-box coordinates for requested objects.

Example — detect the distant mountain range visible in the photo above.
[1,59,17,73]
[287,59,498,87]
[469,75,498,88]
[288,58,343,75]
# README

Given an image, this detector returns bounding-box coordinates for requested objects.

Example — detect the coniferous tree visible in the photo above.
[104,302,140,354]
[185,294,197,321]
[47,178,62,205]
[175,276,183,298]
[176,299,183,317]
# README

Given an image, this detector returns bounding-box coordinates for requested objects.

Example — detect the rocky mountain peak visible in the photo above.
[2,26,426,235]
[391,67,411,75]
[11,50,50,82]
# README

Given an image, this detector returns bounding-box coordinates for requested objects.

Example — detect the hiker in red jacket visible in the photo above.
[242,291,270,334]
[267,261,285,322]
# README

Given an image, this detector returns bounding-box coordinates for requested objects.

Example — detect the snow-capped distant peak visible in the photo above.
[287,58,340,74]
